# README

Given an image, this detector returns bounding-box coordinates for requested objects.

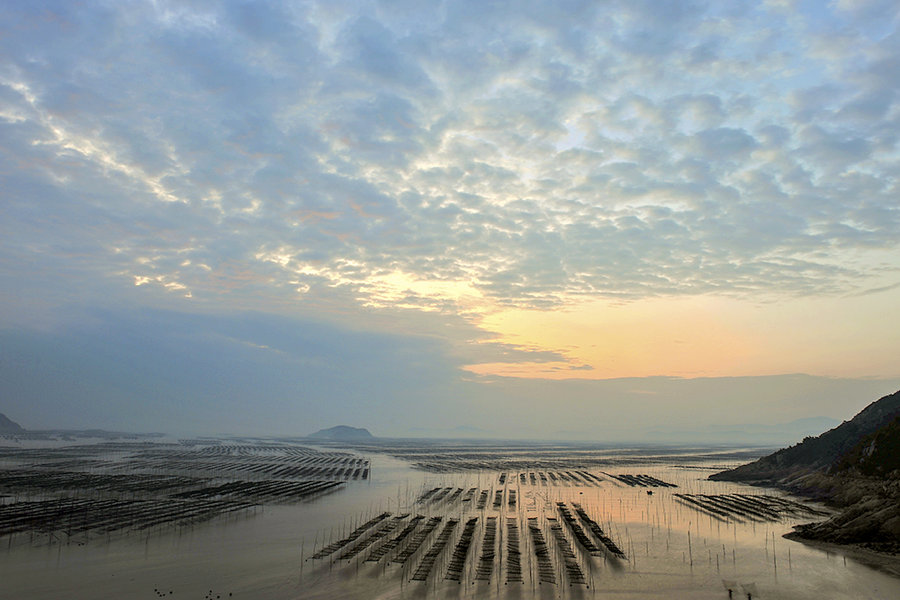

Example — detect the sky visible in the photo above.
[1,0,899,441]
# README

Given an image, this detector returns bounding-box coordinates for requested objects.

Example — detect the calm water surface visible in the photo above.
[2,445,897,600]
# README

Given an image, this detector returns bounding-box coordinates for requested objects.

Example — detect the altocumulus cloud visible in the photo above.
[1,1,899,434]
[2,0,899,311]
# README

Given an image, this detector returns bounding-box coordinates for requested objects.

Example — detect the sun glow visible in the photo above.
[467,296,759,379]
[465,289,900,380]
[360,271,486,313]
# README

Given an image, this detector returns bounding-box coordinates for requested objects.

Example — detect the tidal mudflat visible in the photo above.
[1,439,898,599]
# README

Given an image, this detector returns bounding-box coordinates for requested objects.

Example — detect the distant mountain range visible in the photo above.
[404,417,840,443]
[406,425,491,438]
[0,414,164,440]
[307,425,374,441]
[712,389,900,554]
[0,413,25,434]
[644,416,841,445]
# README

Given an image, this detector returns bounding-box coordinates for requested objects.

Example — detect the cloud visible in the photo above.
[4,309,899,440]
[0,308,465,435]
[693,127,758,157]
[1,0,899,393]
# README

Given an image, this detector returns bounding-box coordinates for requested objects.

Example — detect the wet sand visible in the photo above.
[782,533,900,579]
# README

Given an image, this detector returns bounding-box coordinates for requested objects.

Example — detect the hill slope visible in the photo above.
[0,413,25,433]
[833,415,900,477]
[711,389,900,554]
[712,389,900,482]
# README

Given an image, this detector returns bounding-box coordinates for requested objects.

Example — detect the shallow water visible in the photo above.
[1,445,898,600]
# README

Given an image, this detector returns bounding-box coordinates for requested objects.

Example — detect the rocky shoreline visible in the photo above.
[711,390,900,568]
[772,472,900,554]
[711,468,900,581]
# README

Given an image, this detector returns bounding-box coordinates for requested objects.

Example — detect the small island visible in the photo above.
[306,425,374,441]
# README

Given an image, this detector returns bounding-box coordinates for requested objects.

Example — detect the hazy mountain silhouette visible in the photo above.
[0,413,25,433]
[307,425,374,440]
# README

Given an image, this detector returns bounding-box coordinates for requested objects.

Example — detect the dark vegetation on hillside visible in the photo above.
[711,390,900,555]
[834,415,900,477]
[712,389,900,482]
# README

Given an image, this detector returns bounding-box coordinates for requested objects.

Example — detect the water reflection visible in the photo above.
[1,443,897,599]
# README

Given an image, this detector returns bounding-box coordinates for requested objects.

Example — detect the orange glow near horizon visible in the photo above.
[464,289,900,380]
